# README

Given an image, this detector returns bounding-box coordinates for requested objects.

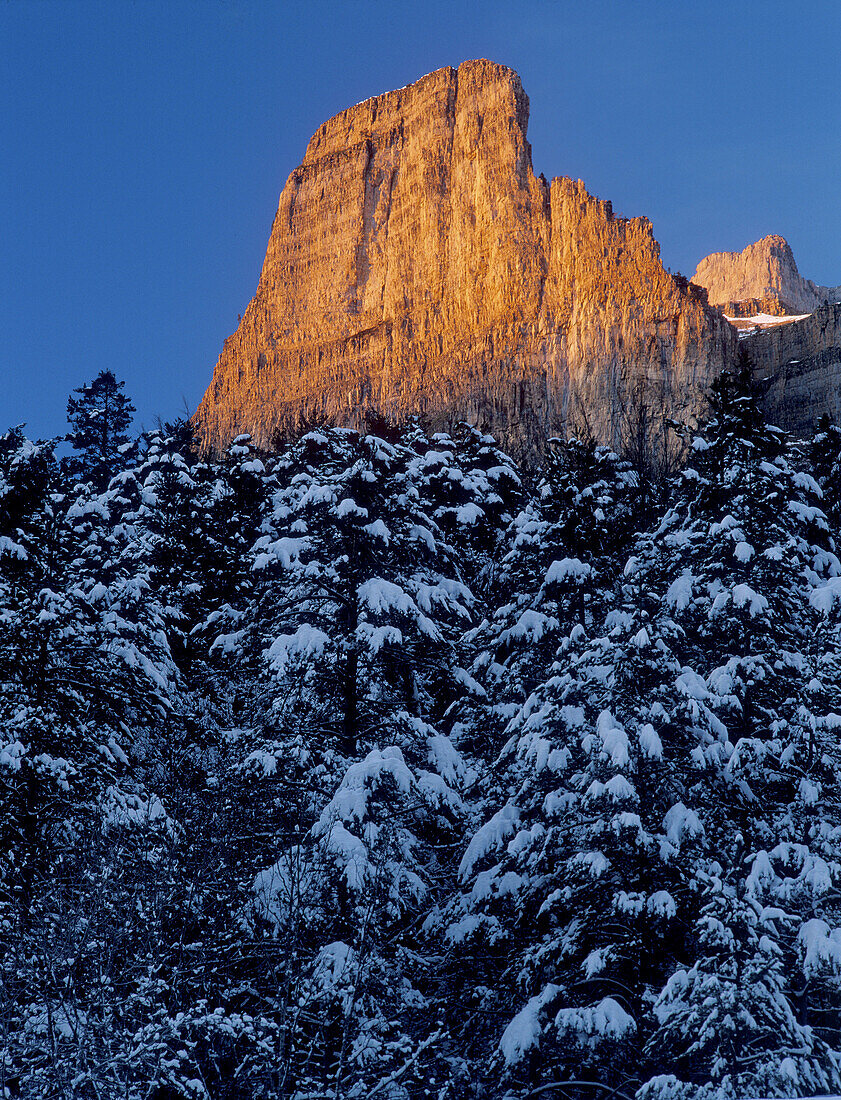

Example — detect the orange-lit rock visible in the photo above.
[693,235,841,317]
[195,61,736,457]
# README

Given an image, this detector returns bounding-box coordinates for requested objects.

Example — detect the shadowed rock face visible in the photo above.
[745,303,841,430]
[195,60,736,458]
[693,235,841,317]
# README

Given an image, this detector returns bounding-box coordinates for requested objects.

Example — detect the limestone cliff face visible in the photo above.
[693,235,841,316]
[744,303,841,430]
[195,60,736,457]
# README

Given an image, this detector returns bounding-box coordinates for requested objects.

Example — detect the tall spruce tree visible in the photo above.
[447,546,723,1098]
[66,369,136,489]
[203,427,482,1097]
[639,368,841,1098]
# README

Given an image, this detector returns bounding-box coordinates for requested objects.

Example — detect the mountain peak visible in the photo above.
[194,63,735,456]
[303,61,528,166]
[693,235,840,316]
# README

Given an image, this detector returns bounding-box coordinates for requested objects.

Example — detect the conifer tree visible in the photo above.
[638,367,841,1097]
[810,414,841,534]
[0,427,184,1100]
[218,427,482,1097]
[463,437,637,764]
[447,548,721,1098]
[405,421,523,597]
[65,369,136,488]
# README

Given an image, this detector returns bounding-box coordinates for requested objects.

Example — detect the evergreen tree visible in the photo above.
[6,373,841,1098]
[65,369,136,488]
[202,427,480,1096]
[447,549,721,1098]
[404,421,523,598]
[463,437,637,764]
[809,414,841,534]
[639,368,841,1097]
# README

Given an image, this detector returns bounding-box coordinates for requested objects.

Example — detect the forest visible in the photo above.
[3,365,841,1100]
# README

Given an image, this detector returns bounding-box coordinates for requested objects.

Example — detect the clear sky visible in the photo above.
[2,0,839,441]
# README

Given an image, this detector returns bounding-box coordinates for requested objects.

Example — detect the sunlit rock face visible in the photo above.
[195,60,736,458]
[693,235,841,317]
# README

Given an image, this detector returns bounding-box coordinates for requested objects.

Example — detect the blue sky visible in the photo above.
[2,0,839,440]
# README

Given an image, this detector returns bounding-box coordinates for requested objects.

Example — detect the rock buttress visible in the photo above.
[195,60,736,457]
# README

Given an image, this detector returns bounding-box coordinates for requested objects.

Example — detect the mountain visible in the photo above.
[747,301,841,429]
[690,236,841,435]
[194,60,735,457]
[693,234,841,316]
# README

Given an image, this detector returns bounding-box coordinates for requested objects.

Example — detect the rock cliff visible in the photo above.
[693,235,841,316]
[743,302,841,430]
[195,60,736,457]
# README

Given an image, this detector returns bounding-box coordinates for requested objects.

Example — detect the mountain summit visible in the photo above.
[693,234,841,317]
[194,60,735,457]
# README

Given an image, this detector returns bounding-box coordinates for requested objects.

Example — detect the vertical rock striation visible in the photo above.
[195,60,736,457]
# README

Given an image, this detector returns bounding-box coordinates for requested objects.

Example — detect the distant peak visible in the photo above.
[693,234,839,315]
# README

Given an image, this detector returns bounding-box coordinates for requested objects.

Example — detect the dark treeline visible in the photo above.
[3,367,841,1099]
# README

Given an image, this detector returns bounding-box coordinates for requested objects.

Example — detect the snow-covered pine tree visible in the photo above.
[404,420,523,599]
[0,427,187,1099]
[0,429,65,923]
[638,365,841,1098]
[461,437,638,767]
[238,427,478,765]
[208,426,482,1097]
[446,539,726,1098]
[198,433,273,694]
[809,414,841,535]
